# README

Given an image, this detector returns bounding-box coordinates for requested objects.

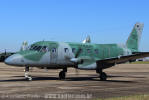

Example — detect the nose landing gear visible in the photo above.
[24,66,32,81]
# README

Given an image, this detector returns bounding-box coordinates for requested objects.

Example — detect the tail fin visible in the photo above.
[126,23,144,51]
[82,35,91,43]
[20,41,28,51]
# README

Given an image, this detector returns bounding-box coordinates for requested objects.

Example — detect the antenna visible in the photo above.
[5,49,6,55]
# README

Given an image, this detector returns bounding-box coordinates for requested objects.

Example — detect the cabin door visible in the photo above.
[50,48,58,64]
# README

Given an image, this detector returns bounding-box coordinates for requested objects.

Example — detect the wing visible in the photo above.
[73,52,149,70]
[96,52,149,69]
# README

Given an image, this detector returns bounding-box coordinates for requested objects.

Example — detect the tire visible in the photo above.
[100,72,107,81]
[59,71,66,80]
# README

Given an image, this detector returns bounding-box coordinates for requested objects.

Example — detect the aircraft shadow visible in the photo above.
[0,76,59,82]
[13,75,146,79]
[105,80,135,83]
[108,75,146,78]
[66,76,100,81]
[0,75,137,83]
[66,77,135,83]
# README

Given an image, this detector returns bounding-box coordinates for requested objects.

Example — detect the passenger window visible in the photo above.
[72,48,76,53]
[64,48,69,53]
[79,49,83,52]
[95,49,99,54]
[51,48,56,53]
[87,49,91,53]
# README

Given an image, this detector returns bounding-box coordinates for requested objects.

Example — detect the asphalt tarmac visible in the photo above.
[0,63,149,100]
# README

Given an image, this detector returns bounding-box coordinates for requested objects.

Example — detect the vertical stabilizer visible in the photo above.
[82,36,91,43]
[20,41,28,51]
[126,23,144,51]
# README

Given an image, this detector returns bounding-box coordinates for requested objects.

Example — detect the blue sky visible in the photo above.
[0,0,149,52]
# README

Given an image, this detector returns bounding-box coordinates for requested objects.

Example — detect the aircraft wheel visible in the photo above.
[25,76,32,81]
[59,71,66,80]
[100,72,107,81]
[24,66,32,81]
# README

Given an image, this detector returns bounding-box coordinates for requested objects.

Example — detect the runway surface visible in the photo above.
[0,63,149,100]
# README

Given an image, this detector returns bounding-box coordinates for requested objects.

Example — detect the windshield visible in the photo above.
[29,45,49,52]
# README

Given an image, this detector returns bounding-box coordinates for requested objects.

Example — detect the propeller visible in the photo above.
[75,48,82,58]
[30,67,33,72]
[73,48,82,75]
[75,68,79,76]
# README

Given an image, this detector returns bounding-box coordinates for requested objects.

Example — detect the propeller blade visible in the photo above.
[75,68,79,76]
[75,48,82,58]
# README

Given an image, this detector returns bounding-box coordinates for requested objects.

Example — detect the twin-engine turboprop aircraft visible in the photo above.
[5,23,149,81]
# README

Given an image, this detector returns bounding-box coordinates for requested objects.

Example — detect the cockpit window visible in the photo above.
[29,45,38,51]
[29,45,49,52]
[35,46,42,51]
[41,46,49,52]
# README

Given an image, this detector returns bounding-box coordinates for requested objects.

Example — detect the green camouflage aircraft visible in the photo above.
[0,50,14,62]
[0,41,28,62]
[5,23,149,81]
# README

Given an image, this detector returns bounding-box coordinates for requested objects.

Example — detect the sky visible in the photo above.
[0,0,149,52]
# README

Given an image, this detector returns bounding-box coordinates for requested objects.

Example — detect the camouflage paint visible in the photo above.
[126,23,144,52]
[5,23,144,70]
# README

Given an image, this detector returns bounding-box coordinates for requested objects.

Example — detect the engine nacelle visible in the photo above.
[70,58,83,64]
[78,63,97,70]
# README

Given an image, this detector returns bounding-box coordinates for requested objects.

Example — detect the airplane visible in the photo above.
[5,22,149,81]
[0,50,14,62]
[0,41,28,62]
[20,41,28,51]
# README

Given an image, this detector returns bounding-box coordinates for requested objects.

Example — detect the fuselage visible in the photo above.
[5,41,133,69]
[3,23,145,81]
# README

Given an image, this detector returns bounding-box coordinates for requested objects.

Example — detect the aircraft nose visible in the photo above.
[5,54,25,66]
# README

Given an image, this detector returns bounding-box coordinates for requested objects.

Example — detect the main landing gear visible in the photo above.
[100,72,107,81]
[97,68,107,81]
[59,68,67,80]
[24,66,32,81]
